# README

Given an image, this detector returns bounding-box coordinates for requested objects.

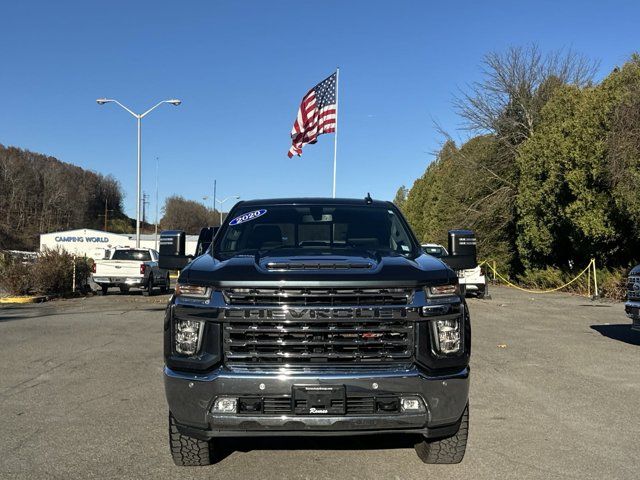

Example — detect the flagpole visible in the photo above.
[332,67,339,198]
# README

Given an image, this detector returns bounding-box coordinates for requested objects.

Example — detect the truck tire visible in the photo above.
[414,405,468,464]
[169,413,214,466]
[143,275,154,296]
[160,273,170,294]
[99,285,108,296]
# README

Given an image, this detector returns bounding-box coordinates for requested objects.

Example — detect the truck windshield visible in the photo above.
[112,250,152,261]
[215,204,416,259]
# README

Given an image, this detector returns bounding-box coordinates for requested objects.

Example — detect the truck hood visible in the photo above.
[180,251,454,287]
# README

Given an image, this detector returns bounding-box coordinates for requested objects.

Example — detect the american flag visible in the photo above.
[287,72,337,158]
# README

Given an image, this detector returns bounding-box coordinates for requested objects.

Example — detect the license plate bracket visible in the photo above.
[293,385,345,415]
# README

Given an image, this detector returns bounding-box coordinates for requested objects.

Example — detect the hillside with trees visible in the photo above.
[0,145,126,250]
[160,195,222,234]
[397,47,640,278]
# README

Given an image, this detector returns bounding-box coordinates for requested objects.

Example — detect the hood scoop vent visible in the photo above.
[265,261,373,271]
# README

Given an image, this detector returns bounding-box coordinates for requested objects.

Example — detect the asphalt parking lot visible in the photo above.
[1,287,638,480]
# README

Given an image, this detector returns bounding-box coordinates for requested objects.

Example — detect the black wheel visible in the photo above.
[99,285,108,296]
[169,413,214,466]
[119,286,130,294]
[143,275,154,296]
[415,405,468,464]
[160,274,170,294]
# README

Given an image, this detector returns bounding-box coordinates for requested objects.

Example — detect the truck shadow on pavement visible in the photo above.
[213,434,419,462]
[590,324,640,346]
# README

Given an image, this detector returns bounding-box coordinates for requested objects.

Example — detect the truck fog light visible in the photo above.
[174,319,204,355]
[212,396,238,414]
[400,396,425,412]
[431,318,461,354]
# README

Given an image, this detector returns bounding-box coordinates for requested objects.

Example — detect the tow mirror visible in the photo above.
[441,229,477,271]
[195,226,219,257]
[159,230,191,270]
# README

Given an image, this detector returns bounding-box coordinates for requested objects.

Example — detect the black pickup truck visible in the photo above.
[625,265,640,332]
[160,197,472,466]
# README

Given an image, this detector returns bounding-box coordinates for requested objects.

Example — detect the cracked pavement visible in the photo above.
[0,287,638,479]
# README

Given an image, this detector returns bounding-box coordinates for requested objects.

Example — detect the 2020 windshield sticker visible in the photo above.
[229,209,267,226]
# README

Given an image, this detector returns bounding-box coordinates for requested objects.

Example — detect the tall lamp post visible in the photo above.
[96,98,181,247]
[217,196,240,225]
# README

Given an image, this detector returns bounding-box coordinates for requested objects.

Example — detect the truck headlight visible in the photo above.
[174,319,204,355]
[426,284,460,297]
[175,283,211,299]
[431,318,461,354]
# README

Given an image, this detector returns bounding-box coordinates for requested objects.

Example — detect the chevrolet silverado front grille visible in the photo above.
[628,276,640,300]
[222,287,414,306]
[223,319,414,367]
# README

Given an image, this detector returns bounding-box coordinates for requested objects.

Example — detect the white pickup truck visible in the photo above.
[422,243,486,298]
[91,248,170,296]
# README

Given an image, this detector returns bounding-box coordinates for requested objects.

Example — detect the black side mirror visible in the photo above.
[195,226,219,257]
[441,229,477,271]
[159,230,191,270]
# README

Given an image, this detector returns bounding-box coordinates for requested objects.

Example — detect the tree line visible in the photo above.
[0,145,125,250]
[396,46,640,273]
[160,195,226,234]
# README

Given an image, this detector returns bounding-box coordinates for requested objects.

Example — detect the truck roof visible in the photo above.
[237,197,392,208]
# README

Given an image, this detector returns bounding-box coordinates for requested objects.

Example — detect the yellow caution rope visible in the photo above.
[479,259,595,294]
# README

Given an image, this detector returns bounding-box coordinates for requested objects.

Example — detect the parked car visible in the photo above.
[624,265,640,332]
[456,265,487,298]
[160,197,473,466]
[422,243,486,298]
[91,247,170,295]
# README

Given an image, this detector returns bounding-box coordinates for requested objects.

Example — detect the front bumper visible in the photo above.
[165,365,469,439]
[625,300,640,331]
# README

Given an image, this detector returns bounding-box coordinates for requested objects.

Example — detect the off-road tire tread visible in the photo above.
[415,405,468,464]
[143,275,153,296]
[169,413,213,466]
[160,274,170,294]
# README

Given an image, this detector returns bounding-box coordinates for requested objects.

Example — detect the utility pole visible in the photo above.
[142,192,150,225]
[98,199,115,232]
[104,199,108,231]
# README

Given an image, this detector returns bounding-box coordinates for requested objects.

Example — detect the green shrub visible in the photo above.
[499,264,627,300]
[597,268,627,301]
[516,267,568,290]
[32,248,92,295]
[0,257,34,295]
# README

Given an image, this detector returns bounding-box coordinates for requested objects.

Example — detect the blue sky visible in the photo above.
[1,0,639,219]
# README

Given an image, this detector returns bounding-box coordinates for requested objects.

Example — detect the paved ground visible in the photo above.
[0,287,638,480]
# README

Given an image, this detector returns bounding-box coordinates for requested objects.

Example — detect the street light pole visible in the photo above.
[154,157,159,251]
[213,180,217,224]
[137,116,142,246]
[97,97,181,248]
[216,195,240,225]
